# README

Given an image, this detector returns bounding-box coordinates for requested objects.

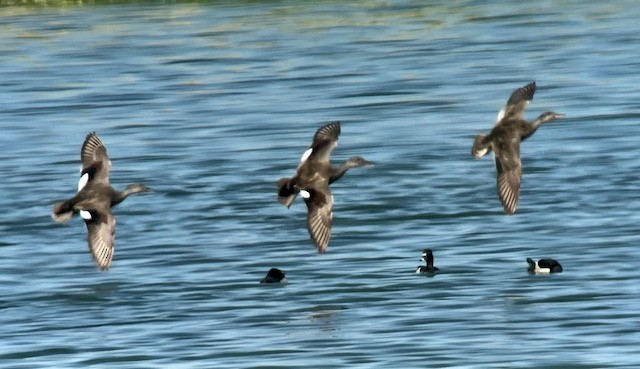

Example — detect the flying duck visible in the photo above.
[472,82,565,214]
[51,132,151,270]
[260,268,288,284]
[277,121,374,252]
[416,249,439,274]
[526,257,563,274]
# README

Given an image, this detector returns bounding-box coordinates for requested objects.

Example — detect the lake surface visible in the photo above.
[1,1,640,368]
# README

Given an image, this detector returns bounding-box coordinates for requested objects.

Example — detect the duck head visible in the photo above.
[346,156,375,168]
[124,183,152,195]
[536,111,565,123]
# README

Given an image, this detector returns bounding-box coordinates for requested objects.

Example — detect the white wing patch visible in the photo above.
[330,195,334,219]
[496,107,506,123]
[474,147,489,158]
[300,189,311,199]
[300,148,313,163]
[78,172,89,192]
[80,210,92,220]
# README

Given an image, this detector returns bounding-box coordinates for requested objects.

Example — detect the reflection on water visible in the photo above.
[307,305,346,333]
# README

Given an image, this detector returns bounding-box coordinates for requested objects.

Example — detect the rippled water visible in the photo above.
[1,1,640,368]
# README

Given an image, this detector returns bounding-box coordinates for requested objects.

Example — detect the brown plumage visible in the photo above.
[52,132,151,270]
[277,121,373,253]
[300,188,333,252]
[472,82,565,214]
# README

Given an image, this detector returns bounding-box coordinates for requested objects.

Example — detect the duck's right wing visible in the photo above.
[79,132,111,189]
[302,121,341,165]
[496,82,536,123]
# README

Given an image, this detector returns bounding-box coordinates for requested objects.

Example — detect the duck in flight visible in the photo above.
[472,82,565,214]
[52,132,151,270]
[277,121,374,253]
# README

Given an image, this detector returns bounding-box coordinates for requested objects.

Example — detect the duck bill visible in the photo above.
[553,113,566,119]
[363,160,375,168]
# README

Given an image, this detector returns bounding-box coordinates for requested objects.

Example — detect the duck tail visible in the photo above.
[51,200,74,223]
[277,178,298,208]
[472,134,491,158]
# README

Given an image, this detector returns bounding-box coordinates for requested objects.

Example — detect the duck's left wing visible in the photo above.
[83,209,116,270]
[301,187,333,253]
[493,132,522,215]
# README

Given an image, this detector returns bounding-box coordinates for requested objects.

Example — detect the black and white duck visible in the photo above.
[526,257,563,274]
[416,249,439,274]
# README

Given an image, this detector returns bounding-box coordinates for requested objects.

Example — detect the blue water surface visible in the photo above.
[1,1,640,368]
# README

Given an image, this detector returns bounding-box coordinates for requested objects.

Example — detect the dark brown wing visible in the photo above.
[493,130,522,215]
[499,82,536,123]
[80,132,111,186]
[84,209,116,270]
[302,187,333,253]
[307,121,341,164]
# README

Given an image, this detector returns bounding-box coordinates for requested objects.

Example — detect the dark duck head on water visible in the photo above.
[416,248,439,274]
[471,82,565,215]
[260,268,288,284]
[52,132,151,270]
[276,121,374,253]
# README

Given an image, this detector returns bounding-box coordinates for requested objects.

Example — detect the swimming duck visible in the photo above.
[416,249,439,274]
[260,268,288,284]
[526,257,563,274]
[472,82,565,214]
[51,132,151,270]
[277,121,373,253]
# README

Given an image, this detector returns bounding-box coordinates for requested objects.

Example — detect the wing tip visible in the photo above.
[315,239,329,253]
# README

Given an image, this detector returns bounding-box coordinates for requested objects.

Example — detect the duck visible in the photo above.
[526,258,563,274]
[51,132,151,270]
[416,249,439,274]
[277,121,374,253]
[471,82,565,214]
[260,268,288,284]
